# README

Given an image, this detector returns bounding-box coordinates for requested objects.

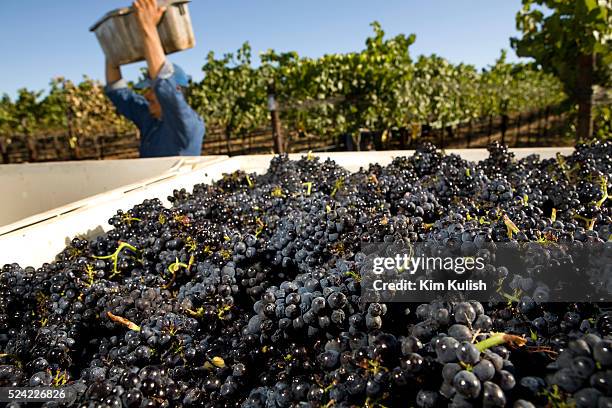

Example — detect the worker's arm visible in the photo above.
[106,60,122,84]
[104,60,150,128]
[153,62,206,148]
[133,0,167,80]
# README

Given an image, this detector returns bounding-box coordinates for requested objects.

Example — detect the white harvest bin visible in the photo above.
[0,156,227,235]
[0,148,573,268]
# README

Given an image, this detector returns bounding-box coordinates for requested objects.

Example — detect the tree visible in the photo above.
[511,0,612,140]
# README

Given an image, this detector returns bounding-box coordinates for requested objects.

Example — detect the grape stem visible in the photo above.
[107,311,141,332]
[525,345,558,357]
[271,186,286,198]
[255,218,265,237]
[573,213,596,230]
[217,304,232,319]
[596,176,609,208]
[94,241,140,277]
[121,212,141,225]
[303,182,313,196]
[502,214,520,239]
[52,369,68,387]
[344,271,361,282]
[164,255,195,289]
[331,177,345,198]
[474,332,526,352]
[185,307,204,317]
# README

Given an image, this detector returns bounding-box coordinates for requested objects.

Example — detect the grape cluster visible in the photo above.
[0,141,611,407]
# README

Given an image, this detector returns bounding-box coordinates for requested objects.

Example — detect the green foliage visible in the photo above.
[0,22,568,146]
[0,77,133,140]
[187,43,268,140]
[60,77,133,137]
[259,22,417,138]
[511,0,612,96]
[6,89,46,134]
[594,104,612,139]
[251,23,564,139]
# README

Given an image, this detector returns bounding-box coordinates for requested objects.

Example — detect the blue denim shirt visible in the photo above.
[105,63,205,157]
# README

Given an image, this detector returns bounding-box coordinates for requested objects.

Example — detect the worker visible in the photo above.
[104,0,205,157]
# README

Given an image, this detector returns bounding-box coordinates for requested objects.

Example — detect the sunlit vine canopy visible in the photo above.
[0,23,566,144]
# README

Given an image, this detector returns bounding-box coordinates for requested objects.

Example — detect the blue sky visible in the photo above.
[0,1,526,98]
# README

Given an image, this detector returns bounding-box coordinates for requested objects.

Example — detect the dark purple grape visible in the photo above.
[473,360,495,382]
[513,400,536,408]
[552,368,583,393]
[498,370,516,391]
[572,356,596,379]
[436,336,459,363]
[574,387,602,408]
[443,363,462,383]
[453,370,481,398]
[456,341,480,365]
[594,340,612,367]
[416,389,438,408]
[454,302,476,324]
[482,381,506,407]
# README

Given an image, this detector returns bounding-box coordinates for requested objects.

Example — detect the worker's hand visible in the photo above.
[133,0,166,31]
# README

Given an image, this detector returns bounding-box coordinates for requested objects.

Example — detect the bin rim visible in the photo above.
[89,0,191,32]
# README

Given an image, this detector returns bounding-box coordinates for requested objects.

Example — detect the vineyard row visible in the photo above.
[0,23,568,159]
[0,105,567,164]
